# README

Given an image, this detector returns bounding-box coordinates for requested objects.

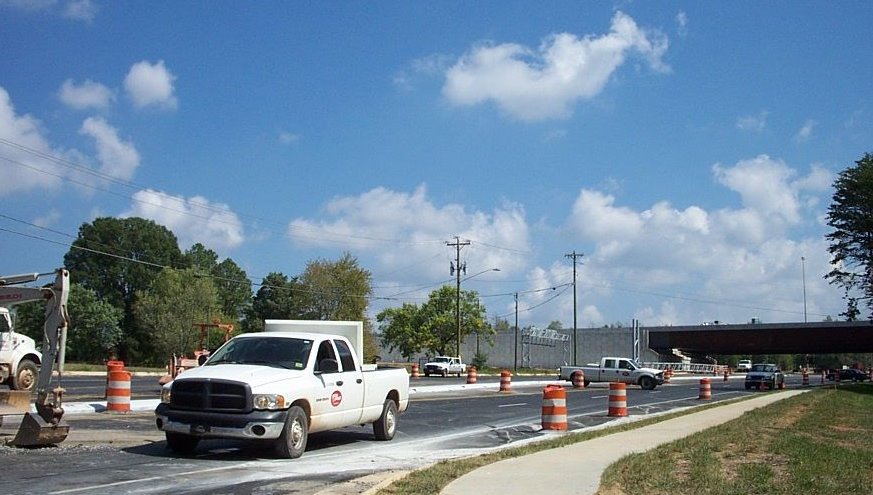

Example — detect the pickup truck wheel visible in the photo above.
[639,375,656,390]
[165,432,199,454]
[583,379,591,388]
[11,359,37,391]
[275,406,308,459]
[441,370,447,377]
[373,399,397,441]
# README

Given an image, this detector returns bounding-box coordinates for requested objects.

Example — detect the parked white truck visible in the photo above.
[558,357,664,390]
[423,356,466,377]
[155,320,409,458]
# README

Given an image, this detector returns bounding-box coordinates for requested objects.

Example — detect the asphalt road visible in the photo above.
[0,373,810,495]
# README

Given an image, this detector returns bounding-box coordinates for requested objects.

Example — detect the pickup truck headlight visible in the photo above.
[160,388,171,404]
[253,394,286,410]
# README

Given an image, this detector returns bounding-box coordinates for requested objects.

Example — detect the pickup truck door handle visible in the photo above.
[336,380,343,386]
[356,378,363,384]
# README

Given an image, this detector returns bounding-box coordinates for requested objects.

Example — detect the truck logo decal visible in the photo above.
[331,390,342,407]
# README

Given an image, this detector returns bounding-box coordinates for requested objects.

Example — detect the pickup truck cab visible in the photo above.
[558,357,664,390]
[155,320,409,458]
[423,356,466,377]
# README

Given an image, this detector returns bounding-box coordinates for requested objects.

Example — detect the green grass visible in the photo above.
[598,384,873,495]
[63,362,165,373]
[378,385,873,495]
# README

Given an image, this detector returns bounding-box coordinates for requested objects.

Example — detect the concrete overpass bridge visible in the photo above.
[645,320,873,355]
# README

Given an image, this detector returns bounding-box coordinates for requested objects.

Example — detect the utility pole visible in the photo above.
[448,236,470,359]
[514,292,518,372]
[565,251,583,365]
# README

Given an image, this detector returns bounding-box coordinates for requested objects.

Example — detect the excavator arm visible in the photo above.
[0,268,70,446]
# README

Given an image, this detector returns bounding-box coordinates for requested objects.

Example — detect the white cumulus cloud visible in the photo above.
[0,86,64,196]
[122,189,245,252]
[287,185,529,280]
[736,111,768,132]
[58,79,114,110]
[124,60,178,110]
[561,155,838,325]
[442,11,669,121]
[79,116,140,181]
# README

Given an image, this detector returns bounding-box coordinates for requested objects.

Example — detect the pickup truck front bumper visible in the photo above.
[155,403,288,440]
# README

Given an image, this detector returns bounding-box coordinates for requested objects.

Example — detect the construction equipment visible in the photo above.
[0,268,70,446]
[158,320,234,385]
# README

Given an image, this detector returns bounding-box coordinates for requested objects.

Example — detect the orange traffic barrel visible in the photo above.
[571,370,586,389]
[723,369,729,381]
[541,385,567,430]
[106,360,125,372]
[411,363,420,379]
[106,368,131,412]
[499,369,512,392]
[663,368,672,384]
[698,378,712,400]
[466,366,477,384]
[607,382,628,417]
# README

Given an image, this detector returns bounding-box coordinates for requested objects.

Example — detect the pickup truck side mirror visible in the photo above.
[318,358,339,374]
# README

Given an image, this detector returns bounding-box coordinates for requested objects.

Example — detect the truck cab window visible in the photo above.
[315,340,338,373]
[334,339,357,372]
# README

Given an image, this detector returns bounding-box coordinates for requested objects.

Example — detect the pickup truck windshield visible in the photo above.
[432,357,451,363]
[207,337,313,370]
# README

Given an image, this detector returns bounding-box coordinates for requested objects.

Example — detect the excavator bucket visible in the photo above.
[8,412,69,447]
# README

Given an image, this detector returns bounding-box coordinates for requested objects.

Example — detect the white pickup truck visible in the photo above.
[558,357,664,390]
[155,320,409,458]
[423,356,466,377]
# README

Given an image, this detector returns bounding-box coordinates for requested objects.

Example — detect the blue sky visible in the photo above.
[1,1,871,329]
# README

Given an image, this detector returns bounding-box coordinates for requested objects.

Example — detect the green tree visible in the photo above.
[66,284,124,362]
[377,303,426,359]
[133,267,222,365]
[297,253,372,321]
[63,217,184,363]
[417,286,489,356]
[244,272,301,332]
[419,286,458,356]
[184,243,252,323]
[826,152,873,320]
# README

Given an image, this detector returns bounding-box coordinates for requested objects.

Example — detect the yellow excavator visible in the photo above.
[0,268,70,446]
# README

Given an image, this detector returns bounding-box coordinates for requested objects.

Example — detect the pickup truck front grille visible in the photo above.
[171,379,251,412]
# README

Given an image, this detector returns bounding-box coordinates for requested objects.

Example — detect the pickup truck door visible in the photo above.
[312,339,364,431]
[333,338,365,425]
[602,358,621,382]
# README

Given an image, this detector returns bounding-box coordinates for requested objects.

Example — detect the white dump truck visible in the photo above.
[155,320,409,458]
[558,357,664,390]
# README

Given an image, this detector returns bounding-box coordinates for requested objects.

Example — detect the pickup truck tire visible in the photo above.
[11,359,37,391]
[441,370,447,377]
[639,375,656,390]
[165,432,199,454]
[373,399,397,441]
[275,405,308,459]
